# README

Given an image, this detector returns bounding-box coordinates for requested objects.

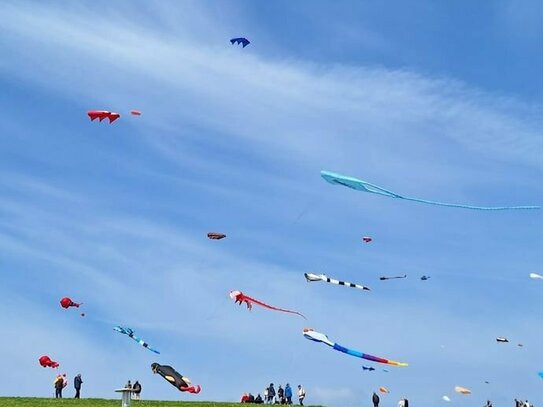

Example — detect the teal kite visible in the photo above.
[321,171,539,211]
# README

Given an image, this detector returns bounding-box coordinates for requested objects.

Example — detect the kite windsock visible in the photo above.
[529,273,543,280]
[151,363,201,394]
[454,386,471,395]
[303,328,408,367]
[304,273,370,291]
[230,290,306,319]
[114,326,160,354]
[230,37,250,47]
[321,170,540,210]
[130,110,141,116]
[380,275,407,281]
[60,297,81,309]
[39,355,59,368]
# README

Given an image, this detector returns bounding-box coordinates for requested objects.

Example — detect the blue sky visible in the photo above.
[1,1,543,406]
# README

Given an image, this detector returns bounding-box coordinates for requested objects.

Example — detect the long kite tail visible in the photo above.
[323,276,370,291]
[128,332,161,354]
[401,196,540,210]
[243,294,306,319]
[333,343,407,367]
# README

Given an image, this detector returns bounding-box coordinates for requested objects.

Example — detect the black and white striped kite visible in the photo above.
[304,273,370,291]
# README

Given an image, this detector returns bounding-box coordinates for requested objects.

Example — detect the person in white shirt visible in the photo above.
[297,385,305,406]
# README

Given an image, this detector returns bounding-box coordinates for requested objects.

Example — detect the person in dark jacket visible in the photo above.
[54,375,64,398]
[74,374,83,399]
[278,385,285,404]
[133,381,142,401]
[372,392,380,407]
[255,394,264,404]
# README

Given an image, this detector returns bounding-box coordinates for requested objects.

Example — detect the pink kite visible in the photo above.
[229,290,306,319]
[39,355,59,368]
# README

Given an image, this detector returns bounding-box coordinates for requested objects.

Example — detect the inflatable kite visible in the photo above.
[321,170,540,210]
[303,328,408,367]
[87,110,120,123]
[151,363,201,393]
[538,371,543,378]
[362,366,375,371]
[362,236,372,243]
[496,337,509,343]
[39,355,59,368]
[130,110,141,116]
[113,326,160,354]
[379,387,389,394]
[207,232,226,240]
[60,297,81,309]
[454,386,471,395]
[230,290,306,319]
[380,275,407,281]
[420,275,431,281]
[230,37,250,47]
[304,273,370,291]
[442,396,451,402]
[529,273,543,280]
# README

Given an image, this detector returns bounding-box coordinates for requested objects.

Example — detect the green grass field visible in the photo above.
[0,399,322,407]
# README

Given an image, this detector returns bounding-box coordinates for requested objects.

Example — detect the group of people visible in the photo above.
[125,380,143,400]
[372,392,409,407]
[515,399,533,407]
[241,383,305,405]
[53,373,82,399]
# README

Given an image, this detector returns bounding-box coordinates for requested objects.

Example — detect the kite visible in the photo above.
[304,273,370,291]
[230,37,250,48]
[454,386,471,395]
[529,273,543,280]
[518,343,524,347]
[87,110,120,123]
[303,328,408,367]
[151,363,201,394]
[362,366,376,371]
[496,337,509,343]
[113,326,160,354]
[39,355,59,368]
[538,372,543,378]
[230,290,306,319]
[207,232,226,240]
[130,110,141,116]
[442,396,451,402]
[321,170,540,211]
[420,275,431,281]
[380,275,406,281]
[60,297,81,309]
[379,387,389,394]
[362,236,372,243]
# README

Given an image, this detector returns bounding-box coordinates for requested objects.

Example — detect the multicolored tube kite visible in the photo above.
[303,328,407,367]
[114,326,160,354]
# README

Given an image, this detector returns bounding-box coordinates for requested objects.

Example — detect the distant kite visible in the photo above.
[207,232,226,240]
[362,366,376,371]
[362,236,372,243]
[130,110,141,116]
[380,275,407,281]
[420,275,431,281]
[303,328,407,367]
[538,371,543,378]
[60,297,81,309]
[230,290,306,319]
[496,337,509,343]
[151,363,201,394]
[454,386,471,395]
[321,170,540,210]
[529,273,543,280]
[39,355,59,368]
[442,396,451,402]
[304,273,370,291]
[379,387,389,394]
[230,37,250,47]
[114,326,160,354]
[87,110,120,123]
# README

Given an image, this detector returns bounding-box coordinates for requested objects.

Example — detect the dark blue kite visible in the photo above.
[230,37,250,48]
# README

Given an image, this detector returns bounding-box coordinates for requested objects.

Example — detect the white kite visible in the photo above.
[304,273,370,291]
[529,273,543,280]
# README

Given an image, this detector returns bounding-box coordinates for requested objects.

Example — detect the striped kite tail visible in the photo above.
[325,277,370,291]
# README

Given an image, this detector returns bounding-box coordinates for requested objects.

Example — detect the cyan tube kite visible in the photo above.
[114,326,160,354]
[303,328,407,367]
[321,171,539,211]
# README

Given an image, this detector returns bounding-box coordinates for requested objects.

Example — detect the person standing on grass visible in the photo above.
[74,374,83,399]
[54,374,64,398]
[372,392,380,407]
[268,383,276,404]
[297,385,305,406]
[133,380,142,401]
[285,384,293,405]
